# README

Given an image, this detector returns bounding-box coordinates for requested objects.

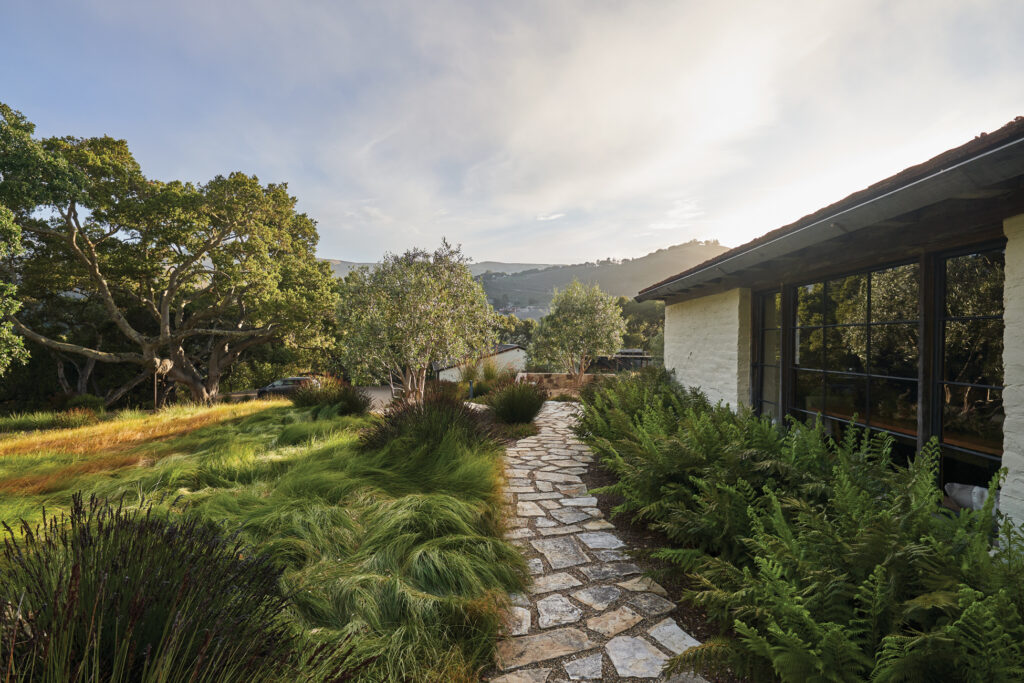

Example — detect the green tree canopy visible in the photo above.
[0,103,337,405]
[0,203,27,376]
[530,280,626,376]
[337,241,496,401]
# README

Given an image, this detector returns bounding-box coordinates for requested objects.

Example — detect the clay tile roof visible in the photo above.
[639,116,1024,297]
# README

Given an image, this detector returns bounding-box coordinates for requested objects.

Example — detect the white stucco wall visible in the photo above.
[438,348,528,382]
[664,288,751,408]
[1001,212,1024,524]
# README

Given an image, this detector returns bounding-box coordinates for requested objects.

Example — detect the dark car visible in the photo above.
[256,376,319,399]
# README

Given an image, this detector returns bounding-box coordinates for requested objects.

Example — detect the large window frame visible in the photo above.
[751,239,1006,487]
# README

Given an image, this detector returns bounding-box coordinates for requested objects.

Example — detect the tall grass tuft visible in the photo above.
[488,382,546,424]
[290,378,371,416]
[0,493,364,682]
[359,394,494,452]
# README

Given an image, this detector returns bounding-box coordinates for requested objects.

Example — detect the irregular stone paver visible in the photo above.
[537,594,583,628]
[496,628,598,669]
[587,605,644,637]
[564,653,603,679]
[649,617,701,655]
[492,668,552,683]
[606,635,670,677]
[494,402,705,682]
[505,606,532,636]
[571,585,622,610]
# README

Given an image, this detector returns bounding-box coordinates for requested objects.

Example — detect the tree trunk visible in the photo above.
[77,358,96,395]
[56,358,72,394]
[104,368,154,408]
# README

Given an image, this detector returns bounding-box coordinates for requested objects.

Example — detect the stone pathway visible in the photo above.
[492,402,706,682]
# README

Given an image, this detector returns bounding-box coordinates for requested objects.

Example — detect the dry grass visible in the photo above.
[0,400,283,459]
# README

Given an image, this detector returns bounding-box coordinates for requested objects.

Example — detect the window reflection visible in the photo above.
[794,370,823,413]
[870,323,918,378]
[871,263,919,322]
[943,319,1004,386]
[796,328,823,369]
[942,386,1003,455]
[869,378,917,436]
[825,326,866,373]
[946,251,1004,318]
[827,274,867,325]
[797,283,825,327]
[825,376,866,422]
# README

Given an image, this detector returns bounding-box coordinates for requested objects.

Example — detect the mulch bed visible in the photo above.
[580,461,747,683]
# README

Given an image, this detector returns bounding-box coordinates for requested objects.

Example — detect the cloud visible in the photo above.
[9,0,1023,263]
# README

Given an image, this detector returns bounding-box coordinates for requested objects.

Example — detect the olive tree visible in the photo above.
[337,241,495,402]
[530,280,626,377]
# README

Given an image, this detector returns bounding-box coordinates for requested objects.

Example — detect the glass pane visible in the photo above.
[941,385,1003,455]
[869,378,918,436]
[871,263,919,322]
[825,326,866,373]
[762,292,781,329]
[945,250,1004,318]
[796,283,825,327]
[763,329,781,365]
[794,370,824,413]
[760,401,782,424]
[761,362,781,406]
[827,274,868,326]
[944,318,1004,386]
[870,323,919,378]
[825,375,867,423]
[795,327,823,369]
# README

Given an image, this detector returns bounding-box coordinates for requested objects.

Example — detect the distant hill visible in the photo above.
[479,240,728,307]
[323,259,555,278]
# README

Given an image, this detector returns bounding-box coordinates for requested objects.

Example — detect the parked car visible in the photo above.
[256,377,319,399]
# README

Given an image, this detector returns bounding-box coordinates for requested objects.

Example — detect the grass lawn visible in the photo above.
[0,400,526,682]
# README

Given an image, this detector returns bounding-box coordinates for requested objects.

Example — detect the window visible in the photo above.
[790,262,919,442]
[939,247,1005,485]
[751,242,1006,488]
[754,291,782,422]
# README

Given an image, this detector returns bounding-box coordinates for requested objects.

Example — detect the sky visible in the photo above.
[2,1,1023,264]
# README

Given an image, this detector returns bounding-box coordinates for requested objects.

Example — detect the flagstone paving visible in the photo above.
[492,401,707,682]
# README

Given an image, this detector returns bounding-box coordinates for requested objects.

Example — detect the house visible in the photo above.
[590,348,654,373]
[435,344,528,382]
[636,117,1024,522]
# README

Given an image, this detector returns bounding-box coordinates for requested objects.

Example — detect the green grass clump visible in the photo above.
[577,367,1024,682]
[488,382,546,424]
[359,394,494,452]
[2,394,524,681]
[290,378,372,415]
[0,493,363,682]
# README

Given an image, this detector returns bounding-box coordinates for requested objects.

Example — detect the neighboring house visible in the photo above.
[435,344,528,382]
[636,117,1024,523]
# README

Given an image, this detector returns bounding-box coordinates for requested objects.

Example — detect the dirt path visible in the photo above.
[491,402,706,682]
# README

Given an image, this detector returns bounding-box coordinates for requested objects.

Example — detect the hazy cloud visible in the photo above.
[2,0,1022,262]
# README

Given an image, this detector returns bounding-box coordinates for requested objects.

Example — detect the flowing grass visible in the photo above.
[0,396,525,681]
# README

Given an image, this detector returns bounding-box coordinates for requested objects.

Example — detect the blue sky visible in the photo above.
[2,1,1023,263]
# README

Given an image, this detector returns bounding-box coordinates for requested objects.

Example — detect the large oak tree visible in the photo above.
[0,104,337,405]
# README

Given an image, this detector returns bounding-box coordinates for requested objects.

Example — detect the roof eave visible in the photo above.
[636,135,1024,302]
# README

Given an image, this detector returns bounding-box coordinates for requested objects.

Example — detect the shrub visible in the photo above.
[488,382,547,424]
[360,393,494,452]
[54,406,101,429]
[66,393,107,412]
[291,377,371,415]
[0,493,355,682]
[577,369,1024,682]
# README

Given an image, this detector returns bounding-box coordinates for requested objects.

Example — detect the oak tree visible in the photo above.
[0,104,337,405]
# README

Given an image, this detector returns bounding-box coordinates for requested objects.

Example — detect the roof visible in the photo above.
[638,116,1024,301]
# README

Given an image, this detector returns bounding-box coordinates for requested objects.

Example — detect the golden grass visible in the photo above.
[0,400,284,459]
